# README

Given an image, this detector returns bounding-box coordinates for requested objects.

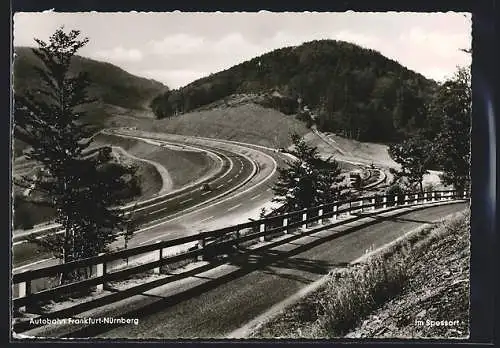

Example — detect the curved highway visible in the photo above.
[12,131,283,271]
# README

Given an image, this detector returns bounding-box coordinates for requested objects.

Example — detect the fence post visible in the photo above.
[404,194,409,205]
[414,194,419,204]
[283,217,288,234]
[318,207,324,225]
[96,253,106,292]
[197,237,205,261]
[359,199,364,213]
[382,196,387,209]
[394,195,399,206]
[153,241,163,274]
[17,281,31,312]
[463,190,467,199]
[302,209,307,230]
[371,197,376,211]
[259,223,266,242]
[333,205,338,220]
[424,192,428,203]
[432,192,435,202]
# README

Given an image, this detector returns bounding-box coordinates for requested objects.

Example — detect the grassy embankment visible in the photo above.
[251,210,470,339]
[106,102,310,149]
[92,133,214,189]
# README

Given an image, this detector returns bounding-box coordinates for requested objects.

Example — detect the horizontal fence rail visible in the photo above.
[12,189,469,311]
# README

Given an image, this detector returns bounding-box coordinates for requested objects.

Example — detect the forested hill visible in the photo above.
[14,46,168,113]
[150,40,438,143]
[13,46,168,157]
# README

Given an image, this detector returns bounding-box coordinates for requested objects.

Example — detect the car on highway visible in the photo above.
[201,183,211,192]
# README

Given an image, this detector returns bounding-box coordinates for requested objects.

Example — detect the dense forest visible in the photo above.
[150,40,437,143]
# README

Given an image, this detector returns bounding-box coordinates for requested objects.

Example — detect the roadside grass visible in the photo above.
[250,210,470,338]
[93,133,215,189]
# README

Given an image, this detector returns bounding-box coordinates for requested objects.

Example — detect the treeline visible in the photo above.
[14,46,167,114]
[150,39,436,143]
[388,67,471,192]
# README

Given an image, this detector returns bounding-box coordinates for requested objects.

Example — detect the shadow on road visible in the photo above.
[50,204,461,338]
[362,214,438,225]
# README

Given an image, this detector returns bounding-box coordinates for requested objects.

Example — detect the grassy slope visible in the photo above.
[92,133,214,189]
[346,211,470,338]
[251,210,470,339]
[109,102,310,149]
[12,152,162,230]
[302,131,397,168]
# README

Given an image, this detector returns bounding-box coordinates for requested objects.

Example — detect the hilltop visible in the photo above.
[150,39,437,143]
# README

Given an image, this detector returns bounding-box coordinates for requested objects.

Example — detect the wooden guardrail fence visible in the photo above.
[13,189,468,311]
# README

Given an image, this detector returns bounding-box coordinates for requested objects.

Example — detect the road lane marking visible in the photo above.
[199,216,215,223]
[94,134,263,236]
[139,238,162,246]
[15,132,251,263]
[149,207,169,215]
[201,191,212,196]
[180,198,193,205]
[266,188,272,192]
[250,193,261,200]
[228,178,233,183]
[227,203,242,212]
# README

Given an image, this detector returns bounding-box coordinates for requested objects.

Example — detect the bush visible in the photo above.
[423,182,436,192]
[315,254,408,337]
[386,183,404,196]
[296,111,314,128]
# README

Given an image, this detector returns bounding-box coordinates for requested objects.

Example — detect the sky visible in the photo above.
[13,11,471,89]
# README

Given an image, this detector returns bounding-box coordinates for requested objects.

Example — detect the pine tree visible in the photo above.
[272,133,348,210]
[14,28,137,283]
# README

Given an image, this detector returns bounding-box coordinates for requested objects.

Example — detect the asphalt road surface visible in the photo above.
[12,135,280,270]
[58,202,466,339]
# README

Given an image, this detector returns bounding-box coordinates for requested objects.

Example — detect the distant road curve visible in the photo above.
[13,135,263,271]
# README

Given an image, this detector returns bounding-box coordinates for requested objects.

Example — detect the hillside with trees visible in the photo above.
[13,46,168,157]
[14,46,167,114]
[387,66,471,193]
[150,39,437,143]
[13,47,168,156]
